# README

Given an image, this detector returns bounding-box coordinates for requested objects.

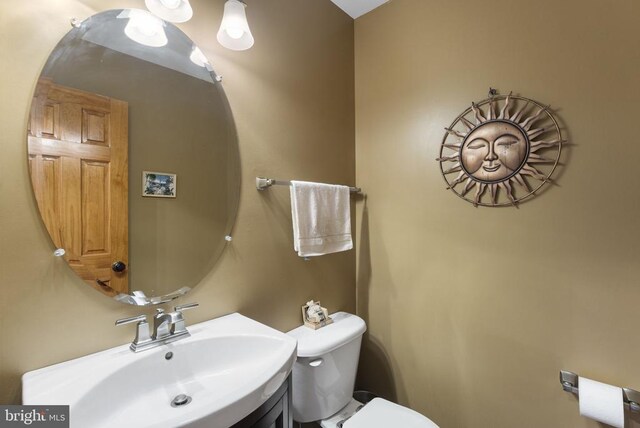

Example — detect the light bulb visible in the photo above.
[159,0,181,9]
[190,46,210,68]
[226,27,244,40]
[137,17,157,36]
[119,9,168,48]
[145,0,193,23]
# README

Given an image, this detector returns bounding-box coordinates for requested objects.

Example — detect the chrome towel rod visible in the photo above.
[256,177,362,194]
[560,370,640,413]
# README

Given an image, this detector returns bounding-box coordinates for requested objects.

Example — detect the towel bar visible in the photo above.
[560,370,640,413]
[256,177,361,194]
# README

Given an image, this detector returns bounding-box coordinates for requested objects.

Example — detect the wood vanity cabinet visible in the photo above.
[231,375,293,428]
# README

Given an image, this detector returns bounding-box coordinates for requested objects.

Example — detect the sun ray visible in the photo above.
[520,164,547,181]
[527,153,554,163]
[527,126,550,139]
[498,92,513,119]
[460,116,475,131]
[473,183,487,207]
[489,183,498,204]
[445,127,466,138]
[519,105,549,131]
[460,178,476,196]
[443,163,462,174]
[471,102,486,124]
[530,138,565,152]
[446,171,467,189]
[443,143,462,150]
[499,181,518,206]
[436,154,459,162]
[488,98,495,120]
[512,173,531,192]
[510,100,530,123]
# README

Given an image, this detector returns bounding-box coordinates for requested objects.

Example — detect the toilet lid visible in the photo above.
[343,398,439,428]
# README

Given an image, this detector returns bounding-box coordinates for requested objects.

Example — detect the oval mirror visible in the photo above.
[27,9,240,305]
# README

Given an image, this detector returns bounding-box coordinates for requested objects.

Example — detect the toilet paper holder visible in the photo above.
[560,370,640,413]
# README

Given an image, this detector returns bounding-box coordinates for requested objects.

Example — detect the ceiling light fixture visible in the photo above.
[119,9,168,48]
[217,0,254,51]
[145,0,193,23]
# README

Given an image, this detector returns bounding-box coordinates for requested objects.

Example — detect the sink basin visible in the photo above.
[22,313,297,428]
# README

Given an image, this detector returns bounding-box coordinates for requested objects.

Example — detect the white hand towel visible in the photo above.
[290,180,353,257]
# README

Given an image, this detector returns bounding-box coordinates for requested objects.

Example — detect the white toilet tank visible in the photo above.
[287,312,367,423]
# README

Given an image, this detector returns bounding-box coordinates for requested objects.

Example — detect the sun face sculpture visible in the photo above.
[437,93,564,207]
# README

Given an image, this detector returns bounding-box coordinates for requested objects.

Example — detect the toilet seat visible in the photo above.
[343,398,439,428]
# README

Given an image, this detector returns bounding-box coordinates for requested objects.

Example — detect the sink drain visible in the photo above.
[171,394,192,407]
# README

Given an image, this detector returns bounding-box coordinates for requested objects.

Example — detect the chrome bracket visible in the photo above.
[624,388,640,413]
[559,370,579,394]
[256,177,275,190]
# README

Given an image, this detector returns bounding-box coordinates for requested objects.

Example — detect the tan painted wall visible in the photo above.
[354,0,640,427]
[0,0,354,404]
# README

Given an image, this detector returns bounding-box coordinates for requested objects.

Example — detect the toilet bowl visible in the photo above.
[287,312,439,428]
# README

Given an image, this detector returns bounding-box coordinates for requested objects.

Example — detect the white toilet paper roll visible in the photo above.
[579,376,624,428]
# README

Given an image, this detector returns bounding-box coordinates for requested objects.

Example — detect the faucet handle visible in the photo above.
[175,302,199,312]
[115,314,147,326]
[115,314,152,352]
[170,303,198,336]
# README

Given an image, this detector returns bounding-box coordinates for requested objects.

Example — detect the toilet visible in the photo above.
[287,312,439,428]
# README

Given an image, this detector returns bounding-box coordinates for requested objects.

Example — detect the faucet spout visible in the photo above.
[153,309,182,339]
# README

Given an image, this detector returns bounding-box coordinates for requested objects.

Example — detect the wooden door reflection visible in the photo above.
[28,78,129,295]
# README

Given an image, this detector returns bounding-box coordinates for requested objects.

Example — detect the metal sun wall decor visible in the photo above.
[437,90,564,207]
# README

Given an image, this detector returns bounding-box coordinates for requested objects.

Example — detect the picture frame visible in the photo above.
[142,171,177,198]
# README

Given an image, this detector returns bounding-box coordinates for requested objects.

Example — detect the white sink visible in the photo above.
[22,313,297,428]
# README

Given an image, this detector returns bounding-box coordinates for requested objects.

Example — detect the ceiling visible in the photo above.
[330,0,390,19]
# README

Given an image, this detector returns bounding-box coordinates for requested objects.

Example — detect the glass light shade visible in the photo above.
[120,9,168,47]
[145,0,193,23]
[217,0,254,51]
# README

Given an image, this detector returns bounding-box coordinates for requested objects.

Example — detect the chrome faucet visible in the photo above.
[116,303,199,352]
[153,303,199,339]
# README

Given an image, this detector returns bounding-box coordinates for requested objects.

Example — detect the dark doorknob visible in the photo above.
[112,261,127,273]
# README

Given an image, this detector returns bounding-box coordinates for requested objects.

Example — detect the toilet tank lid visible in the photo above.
[287,312,366,358]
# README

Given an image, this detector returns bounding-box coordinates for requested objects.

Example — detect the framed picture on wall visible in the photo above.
[142,171,177,198]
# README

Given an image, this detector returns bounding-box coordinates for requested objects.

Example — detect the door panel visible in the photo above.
[82,109,109,145]
[42,103,59,138]
[81,160,110,255]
